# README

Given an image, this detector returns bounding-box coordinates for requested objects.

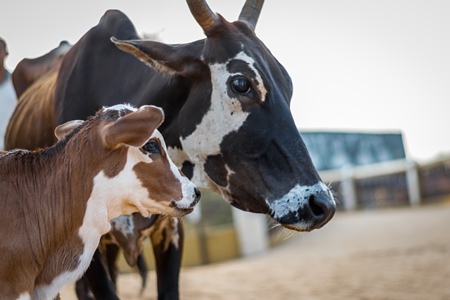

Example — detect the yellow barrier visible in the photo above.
[117,224,239,272]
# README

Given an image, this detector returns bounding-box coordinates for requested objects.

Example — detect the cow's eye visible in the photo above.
[231,76,251,95]
[143,140,160,154]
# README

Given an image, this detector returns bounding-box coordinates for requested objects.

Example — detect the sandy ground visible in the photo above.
[60,203,450,300]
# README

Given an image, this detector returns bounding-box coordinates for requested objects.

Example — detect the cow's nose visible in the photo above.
[308,193,336,229]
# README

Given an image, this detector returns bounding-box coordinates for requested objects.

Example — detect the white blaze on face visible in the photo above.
[181,55,248,161]
[179,51,267,190]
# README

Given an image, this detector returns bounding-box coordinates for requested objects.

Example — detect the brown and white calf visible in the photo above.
[0,104,200,300]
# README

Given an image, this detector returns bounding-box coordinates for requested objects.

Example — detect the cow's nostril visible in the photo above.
[308,193,336,229]
[194,187,201,203]
[309,194,325,217]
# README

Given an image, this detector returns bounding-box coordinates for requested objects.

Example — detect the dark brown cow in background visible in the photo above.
[0,104,200,299]
[11,40,71,98]
[9,0,337,299]
[5,69,59,150]
[5,41,71,150]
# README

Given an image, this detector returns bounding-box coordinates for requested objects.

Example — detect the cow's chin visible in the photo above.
[209,183,318,232]
[138,206,194,219]
[272,215,322,232]
[172,207,194,218]
[279,222,313,232]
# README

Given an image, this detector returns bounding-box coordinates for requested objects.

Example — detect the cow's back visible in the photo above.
[55,10,160,125]
[12,40,71,99]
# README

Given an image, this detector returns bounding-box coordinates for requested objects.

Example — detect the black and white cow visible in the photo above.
[12,0,337,298]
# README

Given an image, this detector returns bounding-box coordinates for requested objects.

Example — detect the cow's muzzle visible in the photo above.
[268,182,336,232]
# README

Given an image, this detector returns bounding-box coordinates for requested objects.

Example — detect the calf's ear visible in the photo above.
[55,120,85,141]
[102,105,165,149]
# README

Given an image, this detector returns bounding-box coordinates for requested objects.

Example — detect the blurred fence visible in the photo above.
[320,156,450,211]
[119,156,450,271]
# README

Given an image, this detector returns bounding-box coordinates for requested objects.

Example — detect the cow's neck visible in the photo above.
[0,150,106,295]
[7,146,110,248]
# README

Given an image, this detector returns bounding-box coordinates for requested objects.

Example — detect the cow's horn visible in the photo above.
[186,0,219,33]
[238,0,264,30]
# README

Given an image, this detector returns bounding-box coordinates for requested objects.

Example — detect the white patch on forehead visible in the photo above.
[268,182,333,222]
[181,56,249,162]
[178,51,269,193]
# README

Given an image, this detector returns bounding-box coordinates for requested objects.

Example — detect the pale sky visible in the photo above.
[1,0,449,161]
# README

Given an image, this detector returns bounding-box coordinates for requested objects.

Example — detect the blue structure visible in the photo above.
[300,131,406,171]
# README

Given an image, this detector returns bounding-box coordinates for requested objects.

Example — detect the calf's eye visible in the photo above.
[143,140,160,154]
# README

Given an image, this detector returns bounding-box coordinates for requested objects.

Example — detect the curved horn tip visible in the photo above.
[238,0,265,30]
[186,0,219,33]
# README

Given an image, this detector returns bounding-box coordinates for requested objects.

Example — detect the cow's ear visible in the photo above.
[55,120,84,141]
[111,37,205,78]
[102,105,165,149]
